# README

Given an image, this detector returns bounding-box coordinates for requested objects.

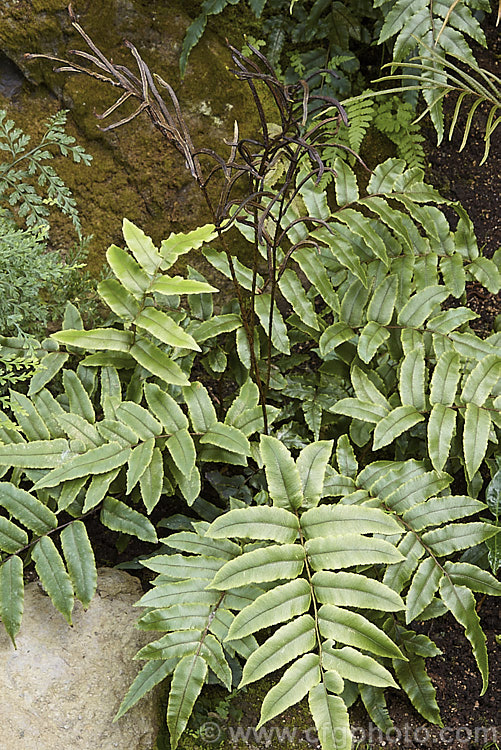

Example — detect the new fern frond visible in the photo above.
[371,96,426,169]
[339,93,376,153]
[374,43,501,164]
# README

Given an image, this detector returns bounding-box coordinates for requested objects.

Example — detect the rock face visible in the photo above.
[0,0,259,270]
[0,568,161,750]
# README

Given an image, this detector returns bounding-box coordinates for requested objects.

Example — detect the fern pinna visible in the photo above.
[112,435,499,749]
[375,0,490,136]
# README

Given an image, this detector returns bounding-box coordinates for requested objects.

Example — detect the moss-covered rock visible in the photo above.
[0,0,262,272]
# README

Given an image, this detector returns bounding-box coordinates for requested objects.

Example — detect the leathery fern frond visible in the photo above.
[123,434,500,749]
[0,219,257,645]
[374,0,489,139]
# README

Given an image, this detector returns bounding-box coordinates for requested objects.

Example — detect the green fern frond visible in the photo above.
[124,437,501,748]
[370,96,427,169]
[373,41,500,162]
[179,0,242,76]
[377,0,486,62]
[394,130,426,169]
[0,109,91,235]
[374,0,491,143]
[340,93,376,153]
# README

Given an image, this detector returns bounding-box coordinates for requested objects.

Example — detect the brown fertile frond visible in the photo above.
[25,8,202,180]
[25,5,355,220]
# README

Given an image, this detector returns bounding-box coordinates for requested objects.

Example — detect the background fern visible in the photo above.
[180,0,378,97]
[0,108,97,365]
[179,0,496,163]
[0,109,92,237]
[375,0,490,133]
[374,44,501,163]
[0,211,83,337]
[324,93,427,169]
[371,96,427,169]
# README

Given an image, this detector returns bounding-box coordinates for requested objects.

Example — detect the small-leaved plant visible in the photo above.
[0,108,94,401]
[0,210,85,337]
[0,108,91,236]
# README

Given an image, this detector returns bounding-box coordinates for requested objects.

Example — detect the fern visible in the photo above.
[223,158,501,488]
[372,96,426,169]
[327,93,426,170]
[335,93,376,154]
[0,219,259,644]
[179,0,242,75]
[376,0,488,62]
[120,436,501,748]
[179,0,377,99]
[0,109,92,235]
[0,211,81,337]
[179,0,369,81]
[374,44,501,163]
[374,0,492,142]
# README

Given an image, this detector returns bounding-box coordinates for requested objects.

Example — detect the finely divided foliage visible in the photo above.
[0,109,91,235]
[1,12,500,750]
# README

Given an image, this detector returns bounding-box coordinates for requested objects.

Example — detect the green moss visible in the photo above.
[164,677,315,750]
[0,0,270,278]
[31,0,68,11]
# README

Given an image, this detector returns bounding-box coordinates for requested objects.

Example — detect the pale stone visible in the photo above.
[0,568,161,750]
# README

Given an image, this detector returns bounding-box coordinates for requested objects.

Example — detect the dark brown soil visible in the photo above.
[347,597,500,749]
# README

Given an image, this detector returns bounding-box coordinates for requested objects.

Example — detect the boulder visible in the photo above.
[0,0,260,272]
[0,567,161,750]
